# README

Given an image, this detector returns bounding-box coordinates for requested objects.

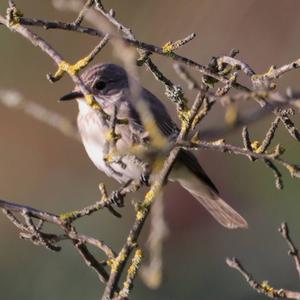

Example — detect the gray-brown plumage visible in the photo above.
[60,63,248,229]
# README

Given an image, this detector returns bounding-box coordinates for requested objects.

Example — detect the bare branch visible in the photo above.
[227,223,300,299]
[279,223,300,279]
[73,0,95,26]
[226,257,300,299]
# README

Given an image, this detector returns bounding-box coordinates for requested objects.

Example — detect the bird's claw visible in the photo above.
[111,190,124,207]
[140,172,150,186]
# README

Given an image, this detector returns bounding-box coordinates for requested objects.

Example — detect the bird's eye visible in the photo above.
[94,80,106,90]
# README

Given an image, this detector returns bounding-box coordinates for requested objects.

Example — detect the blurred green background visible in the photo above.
[0,1,300,299]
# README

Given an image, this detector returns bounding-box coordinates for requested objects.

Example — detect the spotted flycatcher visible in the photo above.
[60,63,247,229]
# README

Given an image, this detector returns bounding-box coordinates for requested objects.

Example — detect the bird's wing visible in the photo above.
[126,88,179,139]
[127,88,219,193]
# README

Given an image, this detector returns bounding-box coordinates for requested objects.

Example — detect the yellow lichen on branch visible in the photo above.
[54,55,94,78]
[162,33,196,54]
[108,248,127,274]
[178,109,191,128]
[162,41,174,54]
[136,182,162,220]
[251,140,262,153]
[59,210,81,222]
[119,248,143,298]
[260,281,286,298]
[6,2,23,28]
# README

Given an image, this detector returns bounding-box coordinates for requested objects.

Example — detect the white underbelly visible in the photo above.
[77,110,143,183]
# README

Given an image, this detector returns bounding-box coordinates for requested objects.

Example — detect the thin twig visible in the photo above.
[278,223,300,279]
[73,0,94,25]
[226,257,300,299]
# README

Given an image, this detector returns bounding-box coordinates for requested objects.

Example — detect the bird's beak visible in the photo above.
[59,91,83,101]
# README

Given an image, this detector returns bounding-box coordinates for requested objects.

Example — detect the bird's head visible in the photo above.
[60,63,129,105]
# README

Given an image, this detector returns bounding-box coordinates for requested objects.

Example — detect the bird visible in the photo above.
[60,63,248,229]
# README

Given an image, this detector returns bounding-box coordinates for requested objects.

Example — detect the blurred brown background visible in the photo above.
[0,1,300,299]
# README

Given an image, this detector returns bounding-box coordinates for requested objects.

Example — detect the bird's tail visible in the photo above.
[172,166,248,229]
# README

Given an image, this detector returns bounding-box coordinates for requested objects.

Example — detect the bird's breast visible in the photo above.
[77,110,108,170]
[77,109,145,183]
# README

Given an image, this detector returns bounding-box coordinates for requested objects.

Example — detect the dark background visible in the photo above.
[0,1,300,299]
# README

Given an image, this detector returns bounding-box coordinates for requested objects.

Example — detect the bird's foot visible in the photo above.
[140,172,150,186]
[110,190,124,207]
